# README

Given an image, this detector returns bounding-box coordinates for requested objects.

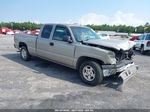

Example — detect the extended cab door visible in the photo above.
[49,25,75,66]
[36,25,54,58]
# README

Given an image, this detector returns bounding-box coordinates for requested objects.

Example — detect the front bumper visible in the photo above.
[102,60,137,77]
[102,60,138,91]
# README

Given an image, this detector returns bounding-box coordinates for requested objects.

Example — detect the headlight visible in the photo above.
[108,51,115,58]
[107,51,116,64]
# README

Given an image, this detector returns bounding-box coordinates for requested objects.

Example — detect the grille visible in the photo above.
[116,48,134,62]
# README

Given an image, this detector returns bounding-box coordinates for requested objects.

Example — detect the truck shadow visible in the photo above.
[2,53,123,91]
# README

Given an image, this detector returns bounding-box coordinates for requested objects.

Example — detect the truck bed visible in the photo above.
[14,33,37,54]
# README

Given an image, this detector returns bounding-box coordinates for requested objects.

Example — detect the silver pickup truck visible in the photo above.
[14,24,138,90]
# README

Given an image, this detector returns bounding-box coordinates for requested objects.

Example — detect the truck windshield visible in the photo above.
[71,26,100,41]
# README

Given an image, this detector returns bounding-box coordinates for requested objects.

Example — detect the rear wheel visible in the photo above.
[133,46,136,50]
[140,46,145,54]
[79,60,103,86]
[20,46,31,61]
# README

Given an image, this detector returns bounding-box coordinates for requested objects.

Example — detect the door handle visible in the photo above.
[49,42,54,46]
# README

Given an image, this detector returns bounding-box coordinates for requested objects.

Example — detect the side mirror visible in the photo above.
[63,35,73,43]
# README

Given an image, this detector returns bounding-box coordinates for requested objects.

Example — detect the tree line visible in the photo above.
[0,22,150,33]
[0,22,42,31]
[87,23,150,33]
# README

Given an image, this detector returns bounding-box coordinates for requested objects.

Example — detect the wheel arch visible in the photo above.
[19,42,28,49]
[141,44,144,48]
[76,56,104,70]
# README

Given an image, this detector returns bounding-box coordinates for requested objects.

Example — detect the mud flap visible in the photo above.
[117,64,138,92]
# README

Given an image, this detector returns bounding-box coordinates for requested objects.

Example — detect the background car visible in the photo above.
[24,30,32,34]
[98,33,110,39]
[130,36,140,41]
[134,34,150,54]
[0,27,14,35]
[120,35,131,39]
[32,29,40,35]
[13,30,22,34]
[6,30,14,35]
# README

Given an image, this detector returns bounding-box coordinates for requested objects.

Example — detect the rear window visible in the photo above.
[146,35,150,40]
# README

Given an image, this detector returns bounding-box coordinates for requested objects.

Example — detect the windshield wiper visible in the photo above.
[79,39,89,44]
[80,38,90,42]
[83,39,90,41]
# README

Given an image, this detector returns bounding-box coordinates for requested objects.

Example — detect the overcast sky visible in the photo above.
[0,0,149,26]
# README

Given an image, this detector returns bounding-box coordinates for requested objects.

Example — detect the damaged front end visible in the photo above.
[102,48,138,91]
[81,40,138,91]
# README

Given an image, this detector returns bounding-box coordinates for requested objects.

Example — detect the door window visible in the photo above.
[52,26,71,41]
[142,35,146,40]
[138,35,143,40]
[146,35,150,40]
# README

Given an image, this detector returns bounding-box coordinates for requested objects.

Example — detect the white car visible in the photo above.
[98,33,110,40]
[134,33,150,54]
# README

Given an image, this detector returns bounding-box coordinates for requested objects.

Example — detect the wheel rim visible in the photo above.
[21,49,27,59]
[82,65,96,81]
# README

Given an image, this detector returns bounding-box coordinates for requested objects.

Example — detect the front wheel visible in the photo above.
[20,46,31,61]
[79,60,103,86]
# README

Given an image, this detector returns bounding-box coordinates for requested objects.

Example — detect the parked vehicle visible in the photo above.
[98,33,110,39]
[134,34,150,54]
[32,29,40,35]
[13,30,22,34]
[0,27,8,34]
[0,27,14,35]
[120,35,130,39]
[14,24,138,90]
[6,29,14,35]
[130,36,140,41]
[24,30,32,34]
[0,30,2,34]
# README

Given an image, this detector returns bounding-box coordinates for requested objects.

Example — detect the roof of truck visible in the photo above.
[44,23,89,28]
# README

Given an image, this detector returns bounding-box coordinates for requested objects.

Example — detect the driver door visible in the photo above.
[49,25,75,66]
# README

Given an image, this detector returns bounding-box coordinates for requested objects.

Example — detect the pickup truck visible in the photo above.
[14,24,138,90]
[134,33,150,54]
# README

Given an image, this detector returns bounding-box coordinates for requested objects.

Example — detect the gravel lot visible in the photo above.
[0,35,150,109]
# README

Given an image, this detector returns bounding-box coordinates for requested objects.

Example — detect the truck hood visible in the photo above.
[84,39,135,51]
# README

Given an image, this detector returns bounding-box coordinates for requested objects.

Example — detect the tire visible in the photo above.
[133,46,136,50]
[20,46,31,61]
[140,46,145,54]
[79,60,103,86]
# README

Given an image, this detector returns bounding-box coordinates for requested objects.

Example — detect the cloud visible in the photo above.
[33,20,41,24]
[78,11,145,26]
[111,11,144,26]
[79,13,109,25]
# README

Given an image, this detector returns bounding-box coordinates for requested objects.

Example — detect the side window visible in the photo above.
[138,35,143,40]
[41,25,53,39]
[142,35,145,40]
[52,26,71,41]
[146,35,150,40]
